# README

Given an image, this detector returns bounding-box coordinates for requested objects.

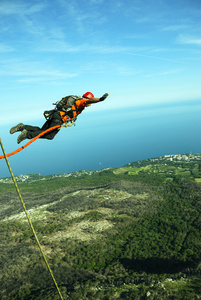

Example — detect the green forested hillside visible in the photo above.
[0,154,201,299]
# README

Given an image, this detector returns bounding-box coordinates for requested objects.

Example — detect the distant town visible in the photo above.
[151,153,201,162]
[0,153,201,184]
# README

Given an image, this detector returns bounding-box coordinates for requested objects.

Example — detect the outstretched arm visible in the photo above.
[85,93,109,104]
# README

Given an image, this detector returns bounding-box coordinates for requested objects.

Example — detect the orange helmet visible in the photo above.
[82,92,94,99]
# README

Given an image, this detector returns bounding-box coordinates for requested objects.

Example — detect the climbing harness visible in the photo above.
[43,95,82,121]
[54,95,82,116]
[0,138,64,299]
[0,121,75,160]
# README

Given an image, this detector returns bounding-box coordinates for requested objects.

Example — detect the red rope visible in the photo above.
[0,125,61,160]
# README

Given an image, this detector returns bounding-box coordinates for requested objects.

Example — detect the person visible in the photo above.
[10,92,109,144]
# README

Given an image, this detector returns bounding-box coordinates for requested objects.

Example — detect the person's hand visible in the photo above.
[99,93,109,101]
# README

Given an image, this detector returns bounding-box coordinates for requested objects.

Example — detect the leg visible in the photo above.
[10,123,41,134]
[39,111,63,139]
[17,112,63,143]
[24,121,52,139]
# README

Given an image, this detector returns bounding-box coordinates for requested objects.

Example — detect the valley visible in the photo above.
[0,154,201,299]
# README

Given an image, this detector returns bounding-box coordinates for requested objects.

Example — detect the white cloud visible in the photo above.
[58,0,107,33]
[177,35,201,45]
[0,43,14,52]
[0,1,45,16]
[58,0,90,32]
[37,40,85,53]
[17,73,78,83]
[0,58,79,82]
[144,69,183,78]
[0,1,46,37]
[89,0,104,4]
[37,42,166,60]
[163,25,191,31]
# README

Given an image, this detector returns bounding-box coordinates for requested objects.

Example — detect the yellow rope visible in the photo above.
[0,138,63,300]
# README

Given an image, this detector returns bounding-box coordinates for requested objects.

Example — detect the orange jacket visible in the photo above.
[59,98,90,123]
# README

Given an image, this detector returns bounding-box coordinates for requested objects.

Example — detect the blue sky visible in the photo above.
[0,0,201,177]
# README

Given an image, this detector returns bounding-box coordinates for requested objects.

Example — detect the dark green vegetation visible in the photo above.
[0,154,201,299]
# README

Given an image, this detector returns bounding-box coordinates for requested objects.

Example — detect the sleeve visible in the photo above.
[76,99,88,108]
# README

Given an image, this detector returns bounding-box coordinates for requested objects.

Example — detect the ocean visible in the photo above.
[0,99,201,178]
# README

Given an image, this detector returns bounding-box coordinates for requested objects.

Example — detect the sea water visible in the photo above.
[0,100,200,178]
